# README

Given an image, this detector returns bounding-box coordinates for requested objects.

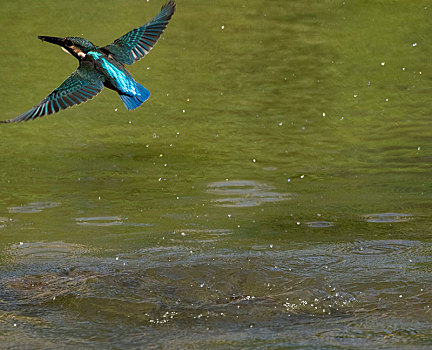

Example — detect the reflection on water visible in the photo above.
[207,180,292,207]
[7,202,60,214]
[363,213,412,223]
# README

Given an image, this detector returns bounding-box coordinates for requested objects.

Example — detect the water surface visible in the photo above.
[1,0,432,348]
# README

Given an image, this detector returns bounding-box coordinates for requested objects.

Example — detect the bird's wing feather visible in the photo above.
[101,1,175,65]
[2,61,104,123]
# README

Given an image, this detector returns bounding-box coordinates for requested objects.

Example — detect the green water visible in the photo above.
[1,0,432,348]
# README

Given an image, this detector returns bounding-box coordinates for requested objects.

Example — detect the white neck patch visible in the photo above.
[62,46,86,59]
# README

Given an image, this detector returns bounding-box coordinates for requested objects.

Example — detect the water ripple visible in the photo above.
[76,216,124,226]
[1,240,431,349]
[363,213,412,223]
[207,180,292,207]
[306,221,335,228]
[7,241,94,263]
[75,216,151,227]
[7,202,60,213]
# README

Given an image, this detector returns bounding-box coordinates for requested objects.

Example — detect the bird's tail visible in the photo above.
[119,83,150,111]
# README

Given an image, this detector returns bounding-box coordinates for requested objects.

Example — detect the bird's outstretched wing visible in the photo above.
[101,1,176,66]
[1,61,104,123]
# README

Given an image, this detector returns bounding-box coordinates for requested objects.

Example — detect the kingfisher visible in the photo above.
[1,1,176,123]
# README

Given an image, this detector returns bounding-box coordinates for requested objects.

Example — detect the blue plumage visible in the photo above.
[1,1,175,123]
[120,83,151,111]
[102,1,176,65]
[88,50,150,110]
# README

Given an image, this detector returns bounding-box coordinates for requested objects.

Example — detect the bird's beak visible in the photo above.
[38,36,65,47]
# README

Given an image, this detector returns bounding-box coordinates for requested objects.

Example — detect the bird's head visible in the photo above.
[38,36,97,59]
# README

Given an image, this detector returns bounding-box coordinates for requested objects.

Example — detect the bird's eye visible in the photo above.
[64,39,72,46]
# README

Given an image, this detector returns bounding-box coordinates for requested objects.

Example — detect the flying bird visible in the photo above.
[1,1,176,123]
